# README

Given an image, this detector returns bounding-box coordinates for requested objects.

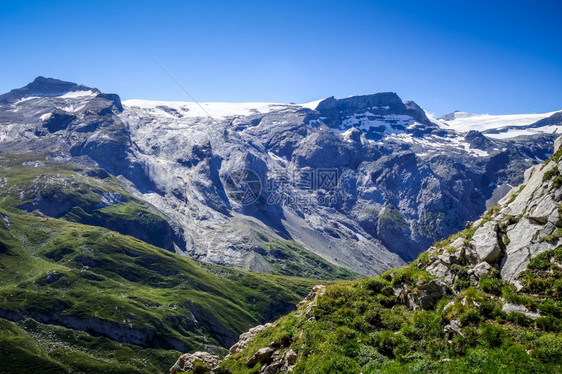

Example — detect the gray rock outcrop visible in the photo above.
[170,351,221,374]
[424,135,562,287]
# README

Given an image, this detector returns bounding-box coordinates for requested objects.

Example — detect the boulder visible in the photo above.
[408,280,449,310]
[471,221,501,263]
[470,261,493,280]
[247,347,274,367]
[229,323,272,355]
[169,352,220,374]
[444,319,463,336]
[502,303,541,320]
[425,261,455,285]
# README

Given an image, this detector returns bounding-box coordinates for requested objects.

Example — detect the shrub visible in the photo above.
[454,279,470,292]
[506,312,532,327]
[479,275,504,296]
[480,323,506,347]
[543,166,560,182]
[536,316,560,332]
[460,309,482,326]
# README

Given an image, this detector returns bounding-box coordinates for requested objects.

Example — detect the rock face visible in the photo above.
[1,77,560,276]
[228,323,273,355]
[169,139,562,373]
[406,280,449,310]
[423,135,562,287]
[472,221,501,263]
[170,351,221,374]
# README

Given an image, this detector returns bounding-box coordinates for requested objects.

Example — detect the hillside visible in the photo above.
[173,139,562,373]
[0,154,326,373]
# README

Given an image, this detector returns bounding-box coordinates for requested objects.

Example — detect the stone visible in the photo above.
[229,323,272,355]
[247,347,274,367]
[296,285,326,308]
[502,303,541,320]
[501,242,552,282]
[408,280,449,310]
[425,261,455,285]
[450,237,465,249]
[169,352,220,374]
[285,349,298,365]
[471,221,501,263]
[471,262,493,279]
[444,319,463,336]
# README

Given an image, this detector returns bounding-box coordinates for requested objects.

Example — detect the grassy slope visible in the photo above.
[0,154,326,373]
[221,210,562,373]
[0,153,357,280]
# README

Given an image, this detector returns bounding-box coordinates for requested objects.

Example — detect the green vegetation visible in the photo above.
[543,166,562,187]
[220,248,562,373]
[0,318,179,374]
[0,154,178,250]
[379,207,409,229]
[0,154,319,373]
[261,240,358,280]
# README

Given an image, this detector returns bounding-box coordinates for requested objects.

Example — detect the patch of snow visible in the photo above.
[486,125,560,139]
[123,99,285,119]
[268,151,288,163]
[59,90,95,98]
[299,98,324,110]
[40,113,52,121]
[444,111,560,133]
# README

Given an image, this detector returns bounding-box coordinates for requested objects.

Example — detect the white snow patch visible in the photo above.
[299,98,324,110]
[486,125,560,139]
[123,100,285,119]
[39,113,52,121]
[59,90,95,98]
[268,151,288,163]
[443,111,561,133]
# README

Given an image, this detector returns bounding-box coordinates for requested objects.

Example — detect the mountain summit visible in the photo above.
[314,92,438,139]
[0,76,95,102]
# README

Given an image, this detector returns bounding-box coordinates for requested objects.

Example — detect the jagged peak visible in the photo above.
[0,76,123,111]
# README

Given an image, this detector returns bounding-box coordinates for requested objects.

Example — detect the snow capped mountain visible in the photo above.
[438,110,562,139]
[1,77,561,276]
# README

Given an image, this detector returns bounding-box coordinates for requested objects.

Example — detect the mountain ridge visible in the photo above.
[1,77,561,276]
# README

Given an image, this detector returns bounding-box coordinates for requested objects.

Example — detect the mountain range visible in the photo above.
[1,77,560,276]
[0,77,561,373]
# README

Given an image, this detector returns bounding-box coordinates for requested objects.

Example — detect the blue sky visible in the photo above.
[1,0,561,116]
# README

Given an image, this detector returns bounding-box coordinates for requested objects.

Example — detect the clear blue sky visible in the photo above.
[1,0,561,116]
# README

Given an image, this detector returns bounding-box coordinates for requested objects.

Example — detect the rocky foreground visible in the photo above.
[170,138,562,373]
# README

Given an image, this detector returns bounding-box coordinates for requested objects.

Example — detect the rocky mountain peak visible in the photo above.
[464,130,494,150]
[313,92,436,139]
[315,92,404,111]
[0,76,98,102]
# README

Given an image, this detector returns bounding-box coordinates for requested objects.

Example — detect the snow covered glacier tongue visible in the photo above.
[0,76,560,276]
